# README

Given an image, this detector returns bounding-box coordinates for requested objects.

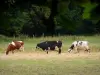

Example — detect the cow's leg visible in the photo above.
[45,47,51,54]
[85,49,90,53]
[88,49,90,53]
[77,49,80,53]
[85,46,90,53]
[58,47,61,54]
[87,46,90,53]
[21,46,24,51]
[44,49,48,54]
[46,50,48,54]
[46,47,49,54]
[75,47,78,53]
[56,45,61,54]
[58,48,61,54]
[6,50,9,55]
[43,48,48,54]
[12,50,14,54]
[19,46,24,52]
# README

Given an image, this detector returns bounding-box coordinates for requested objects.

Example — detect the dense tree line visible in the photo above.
[0,0,100,37]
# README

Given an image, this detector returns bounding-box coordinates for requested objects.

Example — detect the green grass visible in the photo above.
[0,35,100,75]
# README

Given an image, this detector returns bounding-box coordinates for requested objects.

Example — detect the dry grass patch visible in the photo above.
[0,51,100,60]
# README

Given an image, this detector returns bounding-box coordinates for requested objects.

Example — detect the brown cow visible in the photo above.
[6,41,24,55]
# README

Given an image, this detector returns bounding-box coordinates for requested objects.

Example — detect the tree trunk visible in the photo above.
[45,0,58,36]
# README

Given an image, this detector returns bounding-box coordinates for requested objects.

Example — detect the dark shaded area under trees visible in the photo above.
[0,0,100,37]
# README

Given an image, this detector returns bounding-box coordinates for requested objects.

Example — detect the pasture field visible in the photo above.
[0,35,100,75]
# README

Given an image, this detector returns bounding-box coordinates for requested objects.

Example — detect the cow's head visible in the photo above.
[36,44,40,49]
[56,40,62,48]
[68,44,74,53]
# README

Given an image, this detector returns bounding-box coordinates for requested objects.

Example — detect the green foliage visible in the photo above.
[55,1,83,33]
[81,2,98,19]
[0,0,100,36]
[6,9,29,36]
[58,1,69,14]
[22,5,50,36]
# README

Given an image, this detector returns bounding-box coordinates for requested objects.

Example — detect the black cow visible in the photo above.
[36,41,62,54]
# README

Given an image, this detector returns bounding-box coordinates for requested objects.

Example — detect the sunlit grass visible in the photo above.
[0,53,100,75]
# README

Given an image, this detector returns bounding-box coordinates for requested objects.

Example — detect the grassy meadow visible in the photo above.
[0,35,100,75]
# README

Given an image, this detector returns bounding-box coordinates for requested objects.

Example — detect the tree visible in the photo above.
[0,0,100,36]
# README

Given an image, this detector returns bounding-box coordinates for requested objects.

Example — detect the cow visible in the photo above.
[6,41,24,55]
[68,41,90,53]
[36,41,62,54]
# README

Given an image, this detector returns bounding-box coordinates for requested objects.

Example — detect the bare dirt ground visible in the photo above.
[0,51,100,60]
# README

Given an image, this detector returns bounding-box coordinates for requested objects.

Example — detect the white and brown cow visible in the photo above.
[68,41,90,53]
[6,41,24,55]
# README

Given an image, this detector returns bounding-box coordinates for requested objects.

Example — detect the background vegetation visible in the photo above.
[0,0,100,37]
